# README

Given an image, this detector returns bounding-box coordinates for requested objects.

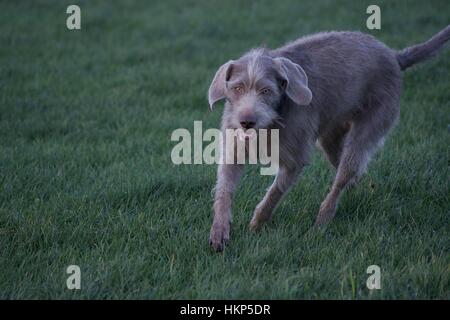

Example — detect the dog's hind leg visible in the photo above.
[314,138,371,226]
[318,122,351,169]
[314,92,400,226]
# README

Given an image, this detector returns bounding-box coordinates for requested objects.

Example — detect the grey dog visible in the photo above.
[207,26,450,251]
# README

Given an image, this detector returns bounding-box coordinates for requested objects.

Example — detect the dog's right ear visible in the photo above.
[208,60,234,109]
[274,57,312,106]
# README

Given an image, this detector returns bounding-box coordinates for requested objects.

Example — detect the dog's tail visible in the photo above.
[396,24,450,71]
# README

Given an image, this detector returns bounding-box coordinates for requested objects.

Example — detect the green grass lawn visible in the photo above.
[0,0,449,299]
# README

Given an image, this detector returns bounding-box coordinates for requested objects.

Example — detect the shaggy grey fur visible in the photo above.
[208,25,450,252]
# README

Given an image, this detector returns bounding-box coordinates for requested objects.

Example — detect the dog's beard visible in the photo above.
[236,128,257,142]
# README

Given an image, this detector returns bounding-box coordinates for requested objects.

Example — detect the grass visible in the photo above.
[0,0,449,299]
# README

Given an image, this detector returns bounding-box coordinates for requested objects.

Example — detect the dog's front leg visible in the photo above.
[209,163,243,251]
[250,165,302,231]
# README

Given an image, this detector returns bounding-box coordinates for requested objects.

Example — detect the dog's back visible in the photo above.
[272,31,402,132]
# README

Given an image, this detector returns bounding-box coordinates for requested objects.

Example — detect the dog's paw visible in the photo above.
[314,208,336,226]
[249,206,271,232]
[209,223,230,252]
[314,200,337,226]
[249,217,263,232]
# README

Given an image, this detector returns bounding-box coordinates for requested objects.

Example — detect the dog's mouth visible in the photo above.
[236,128,257,141]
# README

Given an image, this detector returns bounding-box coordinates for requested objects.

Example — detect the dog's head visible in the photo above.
[208,49,312,130]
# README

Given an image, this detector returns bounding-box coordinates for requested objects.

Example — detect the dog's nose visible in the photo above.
[239,113,256,129]
[240,121,256,129]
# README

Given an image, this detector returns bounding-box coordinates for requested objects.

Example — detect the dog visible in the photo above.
[207,25,450,252]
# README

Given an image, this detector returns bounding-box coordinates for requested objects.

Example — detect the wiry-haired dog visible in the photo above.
[208,26,450,251]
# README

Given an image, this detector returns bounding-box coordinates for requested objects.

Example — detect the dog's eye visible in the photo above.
[233,86,243,94]
[260,88,271,95]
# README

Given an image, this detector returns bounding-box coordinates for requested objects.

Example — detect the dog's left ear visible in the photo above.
[208,60,234,109]
[275,57,312,106]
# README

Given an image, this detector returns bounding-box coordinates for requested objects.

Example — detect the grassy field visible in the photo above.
[0,0,449,299]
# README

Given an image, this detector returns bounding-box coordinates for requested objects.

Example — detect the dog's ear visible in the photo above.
[274,57,312,106]
[208,60,234,109]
